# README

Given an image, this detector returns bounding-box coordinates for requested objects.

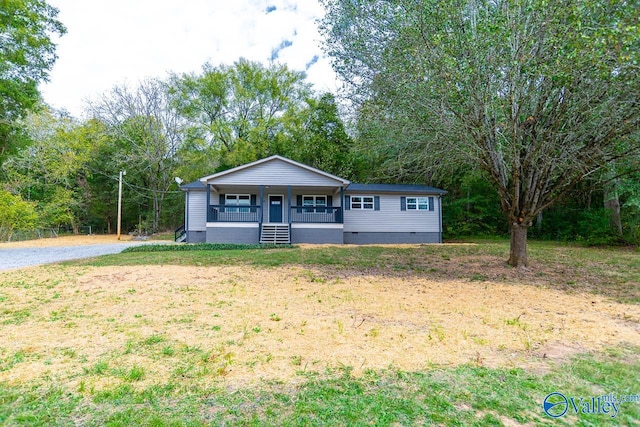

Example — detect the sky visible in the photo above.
[40,0,338,117]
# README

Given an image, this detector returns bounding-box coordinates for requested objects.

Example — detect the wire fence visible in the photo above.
[0,226,96,242]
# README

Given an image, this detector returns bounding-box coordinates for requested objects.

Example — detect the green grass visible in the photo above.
[68,239,640,303]
[2,241,639,424]
[148,232,178,241]
[122,242,293,252]
[0,345,638,426]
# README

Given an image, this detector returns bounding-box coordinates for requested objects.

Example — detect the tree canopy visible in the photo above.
[88,79,184,233]
[169,59,312,174]
[0,0,65,161]
[2,0,638,245]
[320,0,640,266]
[0,61,361,237]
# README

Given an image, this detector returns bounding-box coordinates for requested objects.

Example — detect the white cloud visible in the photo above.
[41,0,337,117]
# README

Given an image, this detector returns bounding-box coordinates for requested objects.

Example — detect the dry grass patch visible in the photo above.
[0,234,135,248]
[1,263,638,392]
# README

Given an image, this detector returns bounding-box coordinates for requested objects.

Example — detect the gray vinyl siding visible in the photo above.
[211,159,343,187]
[188,191,206,231]
[344,194,441,233]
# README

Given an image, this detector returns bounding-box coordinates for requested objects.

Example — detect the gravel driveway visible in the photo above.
[0,242,150,271]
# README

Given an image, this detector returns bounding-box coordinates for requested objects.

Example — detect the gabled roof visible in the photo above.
[346,183,447,195]
[199,155,351,186]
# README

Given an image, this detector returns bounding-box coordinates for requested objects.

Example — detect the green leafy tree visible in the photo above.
[507,155,640,245]
[0,0,65,162]
[441,170,505,238]
[321,0,640,267]
[76,118,127,234]
[3,109,92,233]
[38,186,77,230]
[169,59,312,175]
[286,93,359,179]
[0,189,37,240]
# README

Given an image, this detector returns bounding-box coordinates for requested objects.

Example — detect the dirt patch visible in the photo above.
[0,262,638,390]
[0,234,136,248]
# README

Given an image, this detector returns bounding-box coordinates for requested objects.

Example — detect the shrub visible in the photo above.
[0,190,38,241]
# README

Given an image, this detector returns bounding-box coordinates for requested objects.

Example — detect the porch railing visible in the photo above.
[174,224,186,242]
[290,206,343,224]
[206,205,343,223]
[208,205,261,222]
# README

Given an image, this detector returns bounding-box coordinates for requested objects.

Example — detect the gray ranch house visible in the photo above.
[178,155,446,244]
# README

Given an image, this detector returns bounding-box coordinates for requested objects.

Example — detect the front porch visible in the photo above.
[207,205,343,224]
[205,185,345,244]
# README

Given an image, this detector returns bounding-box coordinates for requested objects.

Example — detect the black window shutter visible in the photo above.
[250,194,256,213]
[400,196,406,211]
[344,195,350,210]
[374,196,380,211]
[429,196,435,211]
[327,195,333,206]
[296,195,303,213]
[219,194,225,213]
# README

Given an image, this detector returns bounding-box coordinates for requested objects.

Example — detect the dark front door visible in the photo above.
[269,196,283,223]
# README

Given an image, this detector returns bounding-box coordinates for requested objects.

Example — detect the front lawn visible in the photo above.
[0,240,638,425]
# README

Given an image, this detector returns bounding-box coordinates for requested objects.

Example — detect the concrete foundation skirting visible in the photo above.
[198,227,442,245]
[187,231,206,243]
[291,227,343,244]
[343,232,441,244]
[206,226,259,244]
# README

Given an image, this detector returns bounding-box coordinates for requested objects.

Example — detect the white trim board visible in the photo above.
[206,223,259,228]
[291,223,343,229]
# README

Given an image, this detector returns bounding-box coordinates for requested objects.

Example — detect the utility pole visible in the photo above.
[117,170,126,240]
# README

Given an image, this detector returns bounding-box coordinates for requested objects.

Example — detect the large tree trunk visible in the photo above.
[153,192,161,233]
[508,222,529,268]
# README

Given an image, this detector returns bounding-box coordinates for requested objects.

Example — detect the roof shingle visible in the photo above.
[346,183,447,195]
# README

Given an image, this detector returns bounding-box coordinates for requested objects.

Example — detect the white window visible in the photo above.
[303,195,327,212]
[351,196,374,210]
[303,195,326,207]
[225,194,250,213]
[407,197,429,210]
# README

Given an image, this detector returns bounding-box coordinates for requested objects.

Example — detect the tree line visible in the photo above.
[1,0,639,266]
[1,59,361,239]
[320,0,640,265]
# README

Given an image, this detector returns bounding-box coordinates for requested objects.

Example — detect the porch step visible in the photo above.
[174,225,187,243]
[260,224,290,244]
